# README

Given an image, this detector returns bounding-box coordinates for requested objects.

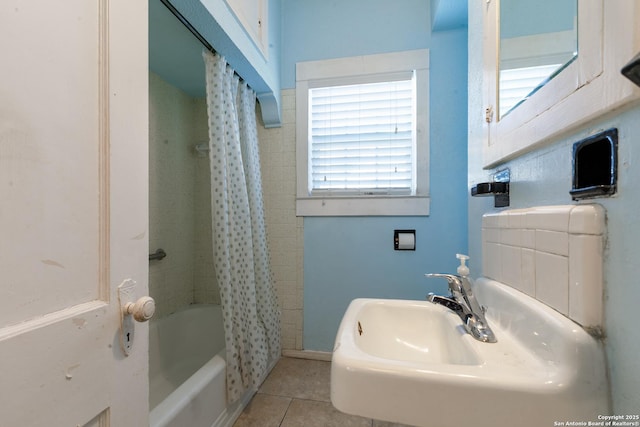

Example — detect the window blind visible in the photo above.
[308,78,415,195]
[499,63,562,117]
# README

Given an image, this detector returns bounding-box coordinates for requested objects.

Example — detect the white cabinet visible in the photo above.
[226,0,268,57]
[482,0,640,168]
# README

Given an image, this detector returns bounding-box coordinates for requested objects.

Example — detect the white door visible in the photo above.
[0,1,149,426]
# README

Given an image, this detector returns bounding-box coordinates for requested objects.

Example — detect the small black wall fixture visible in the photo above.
[471,169,510,208]
[621,51,640,88]
[570,128,618,200]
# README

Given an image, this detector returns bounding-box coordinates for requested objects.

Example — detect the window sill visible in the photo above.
[296,196,430,217]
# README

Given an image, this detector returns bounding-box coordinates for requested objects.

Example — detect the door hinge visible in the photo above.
[485,106,494,123]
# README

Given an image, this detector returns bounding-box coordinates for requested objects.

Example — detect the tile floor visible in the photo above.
[233,357,413,427]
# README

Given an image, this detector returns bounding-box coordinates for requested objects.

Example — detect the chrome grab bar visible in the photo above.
[149,248,167,261]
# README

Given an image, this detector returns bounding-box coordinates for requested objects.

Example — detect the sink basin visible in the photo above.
[352,300,480,365]
[331,278,610,427]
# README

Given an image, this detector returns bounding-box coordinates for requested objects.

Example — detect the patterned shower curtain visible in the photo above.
[203,50,281,403]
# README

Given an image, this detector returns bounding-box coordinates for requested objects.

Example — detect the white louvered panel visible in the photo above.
[309,78,415,194]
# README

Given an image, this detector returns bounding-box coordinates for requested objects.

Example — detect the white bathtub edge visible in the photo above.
[150,355,226,427]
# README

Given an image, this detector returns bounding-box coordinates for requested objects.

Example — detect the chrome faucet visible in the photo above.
[425,255,497,343]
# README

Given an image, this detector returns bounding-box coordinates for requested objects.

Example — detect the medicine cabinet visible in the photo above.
[226,0,268,58]
[482,0,640,168]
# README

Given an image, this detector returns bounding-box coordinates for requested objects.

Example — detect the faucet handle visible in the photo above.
[425,273,458,280]
[425,273,462,293]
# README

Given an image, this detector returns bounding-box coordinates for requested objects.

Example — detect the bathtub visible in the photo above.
[149,304,253,427]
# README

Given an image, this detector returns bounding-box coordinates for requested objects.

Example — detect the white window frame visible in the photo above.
[295,49,430,216]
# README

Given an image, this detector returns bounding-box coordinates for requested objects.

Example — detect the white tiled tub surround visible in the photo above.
[482,204,605,330]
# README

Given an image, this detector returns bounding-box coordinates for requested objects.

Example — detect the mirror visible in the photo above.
[484,1,639,168]
[499,0,578,118]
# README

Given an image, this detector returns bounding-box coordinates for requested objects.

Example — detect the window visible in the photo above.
[296,50,430,216]
[309,77,415,195]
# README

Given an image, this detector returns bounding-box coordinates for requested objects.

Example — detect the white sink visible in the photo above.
[331,278,610,427]
[351,300,480,366]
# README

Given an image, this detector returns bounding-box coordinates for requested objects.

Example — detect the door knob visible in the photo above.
[117,279,154,356]
[124,296,155,322]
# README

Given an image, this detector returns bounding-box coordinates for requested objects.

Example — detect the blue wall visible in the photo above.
[281,0,469,351]
[281,0,432,89]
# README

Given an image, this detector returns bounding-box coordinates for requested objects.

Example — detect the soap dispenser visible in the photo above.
[456,253,470,277]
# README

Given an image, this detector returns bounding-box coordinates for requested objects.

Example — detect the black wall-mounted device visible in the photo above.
[570,128,618,200]
[471,169,510,208]
[621,51,640,88]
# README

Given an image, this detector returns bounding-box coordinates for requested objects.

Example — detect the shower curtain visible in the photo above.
[203,50,281,403]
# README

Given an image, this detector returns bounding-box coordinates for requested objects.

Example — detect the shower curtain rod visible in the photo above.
[159,0,247,84]
[160,0,216,55]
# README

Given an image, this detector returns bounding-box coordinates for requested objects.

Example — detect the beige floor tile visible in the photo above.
[259,357,331,402]
[233,357,416,427]
[280,399,371,427]
[232,393,292,427]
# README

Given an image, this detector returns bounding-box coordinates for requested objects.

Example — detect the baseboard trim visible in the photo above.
[282,350,332,361]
